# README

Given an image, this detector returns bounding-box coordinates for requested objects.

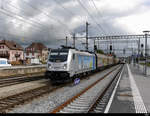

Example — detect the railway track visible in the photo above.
[0,85,59,113]
[50,65,124,113]
[0,75,46,88]
[0,65,121,113]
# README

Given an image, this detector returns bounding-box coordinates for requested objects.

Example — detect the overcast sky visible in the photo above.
[0,0,150,55]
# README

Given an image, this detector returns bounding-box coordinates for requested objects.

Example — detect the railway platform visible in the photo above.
[108,63,150,113]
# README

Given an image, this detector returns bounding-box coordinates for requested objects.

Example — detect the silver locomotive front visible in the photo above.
[45,49,70,83]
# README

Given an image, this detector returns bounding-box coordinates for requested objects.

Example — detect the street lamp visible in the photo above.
[143,30,150,76]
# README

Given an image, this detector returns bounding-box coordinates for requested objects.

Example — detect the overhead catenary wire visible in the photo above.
[75,0,106,51]
[90,0,116,35]
[4,0,67,37]
[53,0,85,23]
[0,9,37,29]
[49,0,89,48]
[0,8,54,40]
[87,0,107,35]
[0,0,111,49]
[1,0,48,31]
[5,0,105,41]
[76,0,106,36]
[5,0,48,29]
[0,0,71,43]
[0,8,47,33]
[1,0,71,35]
[0,0,85,50]
[0,13,65,44]
[52,0,88,46]
[6,0,70,36]
[53,0,75,17]
[21,0,71,34]
[89,0,107,33]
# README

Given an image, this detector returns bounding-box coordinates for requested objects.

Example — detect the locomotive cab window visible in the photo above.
[49,49,69,62]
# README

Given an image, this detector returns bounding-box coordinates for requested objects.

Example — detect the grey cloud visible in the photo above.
[0,0,148,54]
[17,0,53,17]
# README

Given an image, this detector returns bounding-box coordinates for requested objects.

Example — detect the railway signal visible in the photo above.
[110,45,112,54]
[141,44,143,48]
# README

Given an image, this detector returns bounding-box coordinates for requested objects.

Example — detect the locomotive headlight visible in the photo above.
[63,64,67,69]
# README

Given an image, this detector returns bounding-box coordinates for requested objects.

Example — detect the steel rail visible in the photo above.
[0,75,46,88]
[0,85,60,113]
[88,65,123,112]
[50,65,122,113]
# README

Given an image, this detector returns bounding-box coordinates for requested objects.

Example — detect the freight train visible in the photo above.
[45,48,119,83]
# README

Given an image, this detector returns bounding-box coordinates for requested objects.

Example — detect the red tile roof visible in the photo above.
[0,40,23,50]
[26,42,47,52]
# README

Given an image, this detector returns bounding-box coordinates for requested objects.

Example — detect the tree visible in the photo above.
[96,49,104,54]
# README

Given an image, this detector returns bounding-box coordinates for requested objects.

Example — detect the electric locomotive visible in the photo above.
[45,48,119,83]
[45,48,96,83]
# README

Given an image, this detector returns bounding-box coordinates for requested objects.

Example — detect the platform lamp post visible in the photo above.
[137,38,140,69]
[143,30,150,76]
[141,44,144,74]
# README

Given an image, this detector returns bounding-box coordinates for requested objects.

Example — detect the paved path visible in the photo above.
[109,64,135,113]
[109,63,150,113]
[129,63,150,112]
